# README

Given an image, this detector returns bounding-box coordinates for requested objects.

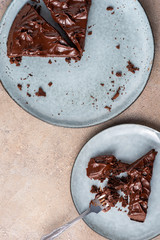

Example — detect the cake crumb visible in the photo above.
[48,82,53,87]
[90,185,100,193]
[107,6,114,11]
[27,92,31,97]
[88,24,95,29]
[9,57,22,66]
[126,61,139,73]
[48,59,52,64]
[88,31,92,35]
[104,106,111,111]
[35,87,46,97]
[17,84,22,91]
[116,44,120,49]
[65,57,71,64]
[116,71,122,77]
[119,196,128,208]
[112,87,121,100]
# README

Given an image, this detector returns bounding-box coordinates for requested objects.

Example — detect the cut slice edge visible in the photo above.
[127,149,157,173]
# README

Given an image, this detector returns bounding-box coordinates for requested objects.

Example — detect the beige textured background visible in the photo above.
[0,0,160,239]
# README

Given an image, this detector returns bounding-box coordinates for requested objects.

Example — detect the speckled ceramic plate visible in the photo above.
[0,0,154,127]
[71,124,160,240]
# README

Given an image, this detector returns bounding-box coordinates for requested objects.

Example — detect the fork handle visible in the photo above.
[41,208,91,240]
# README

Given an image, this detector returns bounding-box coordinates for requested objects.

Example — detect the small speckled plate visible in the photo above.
[0,0,154,127]
[71,124,160,240]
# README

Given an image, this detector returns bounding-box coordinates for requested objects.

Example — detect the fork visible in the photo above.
[41,194,106,240]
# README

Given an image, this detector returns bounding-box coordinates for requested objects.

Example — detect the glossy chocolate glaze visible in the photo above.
[7,4,80,58]
[86,155,129,182]
[43,0,91,55]
[127,149,157,222]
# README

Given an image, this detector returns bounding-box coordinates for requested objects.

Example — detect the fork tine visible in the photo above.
[93,194,108,209]
[98,194,106,200]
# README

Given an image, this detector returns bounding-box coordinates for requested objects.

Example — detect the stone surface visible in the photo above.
[0,0,160,240]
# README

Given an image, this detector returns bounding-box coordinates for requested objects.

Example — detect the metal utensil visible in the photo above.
[41,194,106,240]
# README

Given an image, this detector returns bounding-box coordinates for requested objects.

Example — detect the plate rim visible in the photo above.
[70,123,160,240]
[0,0,155,128]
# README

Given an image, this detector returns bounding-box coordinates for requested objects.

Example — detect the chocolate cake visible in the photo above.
[127,149,157,222]
[7,3,80,59]
[43,0,92,56]
[86,155,129,182]
[87,149,157,222]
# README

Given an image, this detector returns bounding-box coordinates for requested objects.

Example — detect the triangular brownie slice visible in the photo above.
[7,3,79,60]
[43,0,92,56]
[127,149,157,222]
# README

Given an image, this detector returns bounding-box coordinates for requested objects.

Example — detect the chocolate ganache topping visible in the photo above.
[127,149,157,222]
[7,3,80,59]
[86,155,129,182]
[43,0,91,56]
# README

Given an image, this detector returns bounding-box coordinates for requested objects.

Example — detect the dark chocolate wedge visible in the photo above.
[43,0,92,56]
[7,3,80,59]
